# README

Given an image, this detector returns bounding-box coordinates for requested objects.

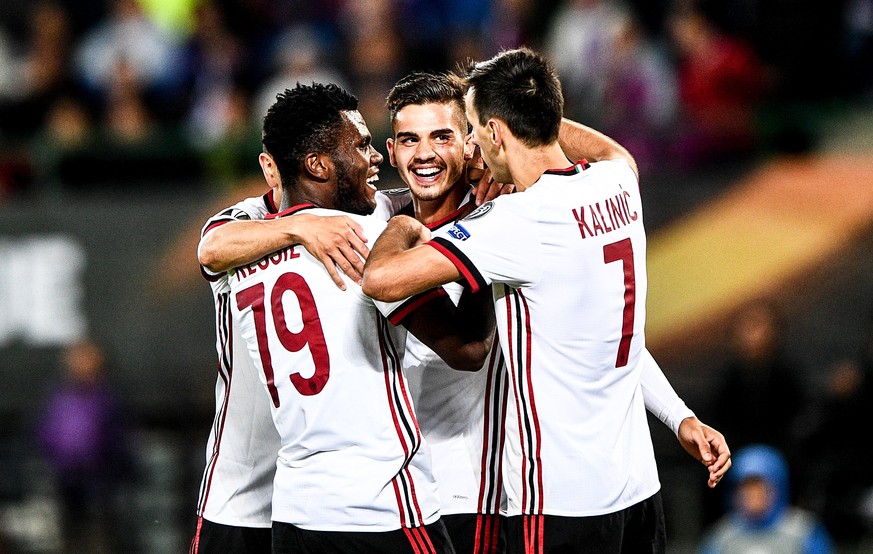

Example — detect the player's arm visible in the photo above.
[362,215,461,302]
[640,348,732,488]
[199,213,370,289]
[558,118,639,179]
[401,287,495,371]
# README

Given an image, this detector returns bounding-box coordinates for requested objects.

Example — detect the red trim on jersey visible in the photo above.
[477,340,506,516]
[423,198,476,231]
[427,239,487,293]
[202,218,232,237]
[505,286,544,517]
[387,288,447,325]
[518,289,545,516]
[266,202,317,219]
[263,191,278,214]
[197,294,233,516]
[378,315,427,528]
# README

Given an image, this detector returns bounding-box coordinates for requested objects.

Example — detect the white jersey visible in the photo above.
[229,204,441,531]
[405,193,508,517]
[196,192,281,528]
[429,159,660,517]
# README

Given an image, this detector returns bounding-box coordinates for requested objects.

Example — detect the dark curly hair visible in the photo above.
[261,82,359,189]
[465,48,563,147]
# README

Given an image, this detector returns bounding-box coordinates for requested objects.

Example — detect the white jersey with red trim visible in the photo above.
[404,193,508,518]
[429,159,661,517]
[196,192,281,528]
[229,205,441,531]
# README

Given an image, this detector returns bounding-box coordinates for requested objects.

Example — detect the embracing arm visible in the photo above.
[362,215,462,302]
[558,118,638,179]
[198,213,370,289]
[402,287,495,371]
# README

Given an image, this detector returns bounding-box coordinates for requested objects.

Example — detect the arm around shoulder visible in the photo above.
[558,118,638,179]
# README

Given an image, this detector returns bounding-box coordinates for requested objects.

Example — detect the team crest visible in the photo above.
[463,201,493,221]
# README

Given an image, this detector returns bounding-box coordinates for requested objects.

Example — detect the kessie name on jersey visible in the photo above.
[232,246,302,280]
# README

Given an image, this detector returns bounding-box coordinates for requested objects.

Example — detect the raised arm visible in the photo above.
[199,213,370,289]
[362,215,461,302]
[558,118,639,179]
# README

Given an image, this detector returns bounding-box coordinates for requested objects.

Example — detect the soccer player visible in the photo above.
[229,82,494,554]
[362,48,731,553]
[191,175,399,552]
[386,71,509,554]
[384,70,730,554]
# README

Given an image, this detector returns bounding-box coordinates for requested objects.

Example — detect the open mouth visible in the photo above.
[366,172,379,189]
[411,166,444,181]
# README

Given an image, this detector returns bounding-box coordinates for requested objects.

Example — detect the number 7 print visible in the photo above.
[603,238,635,368]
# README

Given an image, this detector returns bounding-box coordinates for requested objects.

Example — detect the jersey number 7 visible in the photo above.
[236,272,331,406]
[603,238,636,368]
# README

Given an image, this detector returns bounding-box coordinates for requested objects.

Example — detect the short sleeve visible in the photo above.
[352,213,449,322]
[427,197,541,292]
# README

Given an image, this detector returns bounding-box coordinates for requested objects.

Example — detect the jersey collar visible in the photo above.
[543,159,590,176]
[266,202,317,220]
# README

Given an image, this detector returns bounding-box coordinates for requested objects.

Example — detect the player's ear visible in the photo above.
[259,152,281,189]
[463,132,476,161]
[487,119,502,149]
[304,152,331,182]
[386,138,398,167]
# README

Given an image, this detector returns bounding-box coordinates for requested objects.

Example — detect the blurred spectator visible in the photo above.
[181,2,247,148]
[799,310,873,546]
[699,444,833,554]
[0,1,76,138]
[482,0,533,54]
[706,301,807,470]
[600,13,677,172]
[544,0,631,128]
[28,93,95,190]
[253,23,348,124]
[73,0,184,117]
[667,7,769,169]
[35,339,134,553]
[196,86,262,189]
[842,0,873,97]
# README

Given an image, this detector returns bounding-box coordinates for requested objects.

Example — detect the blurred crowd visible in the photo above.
[0,0,871,201]
[2,1,873,552]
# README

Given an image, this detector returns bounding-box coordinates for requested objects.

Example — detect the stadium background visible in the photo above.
[1,0,872,552]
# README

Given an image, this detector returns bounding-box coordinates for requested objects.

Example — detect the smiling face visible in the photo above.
[387,102,470,202]
[332,110,383,215]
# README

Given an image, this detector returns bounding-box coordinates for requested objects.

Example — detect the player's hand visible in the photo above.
[677,417,732,489]
[471,167,515,206]
[292,214,369,289]
[466,144,514,205]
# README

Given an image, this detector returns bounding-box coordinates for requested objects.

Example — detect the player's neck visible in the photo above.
[413,183,471,226]
[508,141,570,191]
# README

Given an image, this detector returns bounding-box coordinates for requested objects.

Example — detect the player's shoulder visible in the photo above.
[204,194,273,226]
[586,158,638,181]
[374,188,413,220]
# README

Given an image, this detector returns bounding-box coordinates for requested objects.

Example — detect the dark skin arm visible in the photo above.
[400,287,495,371]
